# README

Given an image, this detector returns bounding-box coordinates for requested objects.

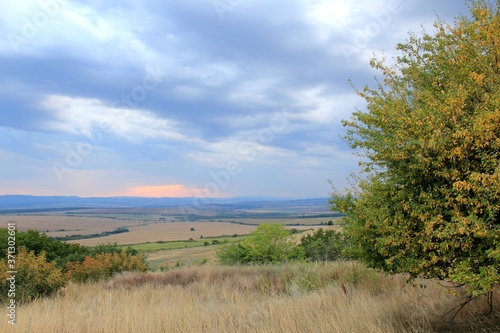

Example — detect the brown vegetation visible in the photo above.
[2,262,498,332]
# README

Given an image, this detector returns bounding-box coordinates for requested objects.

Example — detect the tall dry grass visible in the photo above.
[1,262,498,333]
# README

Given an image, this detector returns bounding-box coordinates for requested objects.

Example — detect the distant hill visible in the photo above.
[0,195,330,211]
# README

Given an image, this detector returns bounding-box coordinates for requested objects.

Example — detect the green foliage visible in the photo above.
[91,242,139,256]
[217,242,251,265]
[217,223,303,264]
[0,248,66,303]
[333,0,500,296]
[0,228,89,268]
[0,228,149,288]
[65,250,149,283]
[301,228,349,262]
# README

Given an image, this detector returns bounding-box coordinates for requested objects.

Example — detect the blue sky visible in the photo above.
[0,0,468,198]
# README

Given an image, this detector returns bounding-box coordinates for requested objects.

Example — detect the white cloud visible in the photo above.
[40,95,201,145]
[286,86,358,124]
[306,0,354,40]
[226,78,280,107]
[0,0,170,70]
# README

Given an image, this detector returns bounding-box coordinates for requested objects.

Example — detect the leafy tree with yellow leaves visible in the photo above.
[331,0,500,306]
[0,248,66,303]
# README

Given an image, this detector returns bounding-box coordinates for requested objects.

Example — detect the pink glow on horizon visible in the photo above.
[120,184,202,198]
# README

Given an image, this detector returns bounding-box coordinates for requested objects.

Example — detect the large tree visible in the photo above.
[331,0,500,298]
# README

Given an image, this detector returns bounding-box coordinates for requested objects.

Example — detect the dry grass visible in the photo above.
[146,246,218,269]
[2,262,498,333]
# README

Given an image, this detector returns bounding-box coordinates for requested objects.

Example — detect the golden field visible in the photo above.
[66,221,259,246]
[0,215,145,237]
[0,214,328,246]
[1,262,498,333]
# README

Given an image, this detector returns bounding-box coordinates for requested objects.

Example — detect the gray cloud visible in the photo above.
[0,0,469,197]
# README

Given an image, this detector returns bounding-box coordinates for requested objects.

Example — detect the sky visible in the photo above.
[0,0,469,199]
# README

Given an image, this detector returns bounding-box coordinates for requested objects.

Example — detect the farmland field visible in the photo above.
[146,246,219,269]
[123,234,249,252]
[227,216,340,225]
[0,214,146,237]
[67,221,259,246]
[0,200,340,248]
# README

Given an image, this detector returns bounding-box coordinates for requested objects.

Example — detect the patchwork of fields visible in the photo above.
[0,214,146,236]
[0,203,339,244]
[67,221,258,246]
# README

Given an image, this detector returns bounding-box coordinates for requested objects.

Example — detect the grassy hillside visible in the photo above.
[2,262,498,333]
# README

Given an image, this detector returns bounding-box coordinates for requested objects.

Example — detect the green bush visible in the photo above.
[0,228,88,269]
[217,223,303,265]
[0,228,149,288]
[301,228,349,262]
[217,242,251,265]
[65,250,149,283]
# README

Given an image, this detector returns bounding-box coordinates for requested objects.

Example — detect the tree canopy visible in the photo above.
[217,223,302,264]
[301,228,348,262]
[331,0,500,297]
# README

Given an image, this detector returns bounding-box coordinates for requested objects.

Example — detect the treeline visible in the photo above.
[0,228,148,303]
[51,226,129,241]
[217,224,349,265]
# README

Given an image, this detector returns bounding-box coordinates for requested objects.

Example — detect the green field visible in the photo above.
[121,235,249,252]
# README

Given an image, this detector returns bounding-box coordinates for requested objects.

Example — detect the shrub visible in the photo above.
[217,242,251,265]
[301,228,349,262]
[66,250,148,283]
[217,223,303,265]
[0,247,66,303]
[0,228,89,269]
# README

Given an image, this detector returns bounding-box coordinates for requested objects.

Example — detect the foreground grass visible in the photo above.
[2,262,499,333]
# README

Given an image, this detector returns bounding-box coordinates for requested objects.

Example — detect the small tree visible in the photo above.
[0,228,89,269]
[301,228,348,262]
[0,248,66,302]
[66,250,148,283]
[217,223,302,264]
[217,242,251,265]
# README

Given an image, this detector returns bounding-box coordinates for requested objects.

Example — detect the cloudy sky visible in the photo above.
[0,0,468,199]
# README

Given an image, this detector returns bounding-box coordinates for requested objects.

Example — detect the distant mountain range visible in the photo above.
[0,195,330,211]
